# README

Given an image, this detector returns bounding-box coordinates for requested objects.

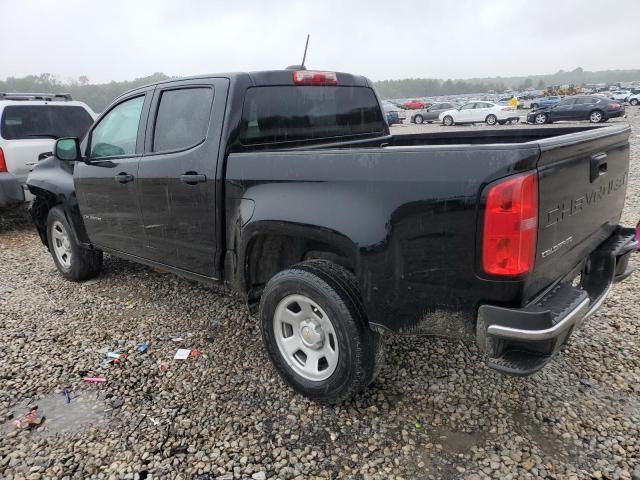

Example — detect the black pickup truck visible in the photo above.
[27,70,637,403]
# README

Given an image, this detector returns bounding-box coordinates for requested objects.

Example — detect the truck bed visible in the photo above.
[226,124,631,336]
[388,125,615,147]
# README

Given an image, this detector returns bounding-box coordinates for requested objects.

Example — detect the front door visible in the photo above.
[136,78,228,276]
[549,98,577,121]
[75,91,152,256]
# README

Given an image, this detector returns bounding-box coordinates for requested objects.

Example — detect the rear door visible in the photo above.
[75,90,152,256]
[137,78,228,276]
[529,126,630,296]
[470,102,490,122]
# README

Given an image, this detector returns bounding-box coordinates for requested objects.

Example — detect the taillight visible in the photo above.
[482,172,538,276]
[0,147,7,173]
[293,70,338,86]
[500,107,512,111]
[607,102,621,109]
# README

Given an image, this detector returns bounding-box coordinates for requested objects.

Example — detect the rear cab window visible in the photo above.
[1,105,93,140]
[239,86,385,147]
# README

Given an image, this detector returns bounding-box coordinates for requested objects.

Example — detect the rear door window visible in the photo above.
[240,86,385,145]
[1,105,93,140]
[152,87,214,152]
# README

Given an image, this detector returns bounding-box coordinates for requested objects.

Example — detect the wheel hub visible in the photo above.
[299,319,324,349]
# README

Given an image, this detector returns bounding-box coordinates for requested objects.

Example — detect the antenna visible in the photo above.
[300,34,310,69]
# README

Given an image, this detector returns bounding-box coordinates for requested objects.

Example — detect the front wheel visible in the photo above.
[630,99,639,106]
[589,110,604,123]
[534,112,548,125]
[485,114,497,126]
[47,206,103,281]
[442,115,454,126]
[260,261,382,403]
[414,114,423,124]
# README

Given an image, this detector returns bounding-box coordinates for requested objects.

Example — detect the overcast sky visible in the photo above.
[1,0,639,83]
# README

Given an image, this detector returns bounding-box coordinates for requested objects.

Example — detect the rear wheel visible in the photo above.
[589,110,604,123]
[47,206,102,281]
[414,114,424,124]
[630,98,639,106]
[260,260,381,403]
[534,112,548,125]
[485,114,497,126]
[443,115,454,126]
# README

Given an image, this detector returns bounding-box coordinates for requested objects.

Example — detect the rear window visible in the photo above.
[1,105,93,140]
[240,86,385,145]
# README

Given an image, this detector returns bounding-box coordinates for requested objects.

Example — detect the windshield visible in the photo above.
[1,105,93,140]
[239,86,385,146]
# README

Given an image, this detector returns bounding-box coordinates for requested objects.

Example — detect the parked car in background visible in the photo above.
[609,91,631,102]
[527,96,625,124]
[411,102,459,124]
[382,101,403,125]
[628,93,640,106]
[402,99,429,110]
[439,101,519,126]
[0,92,95,208]
[530,96,561,110]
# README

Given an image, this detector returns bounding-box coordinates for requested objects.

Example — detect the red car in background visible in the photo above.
[402,99,430,110]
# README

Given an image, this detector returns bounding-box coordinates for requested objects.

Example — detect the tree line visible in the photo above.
[2,67,639,111]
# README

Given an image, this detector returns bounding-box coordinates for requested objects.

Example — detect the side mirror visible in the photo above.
[55,137,81,162]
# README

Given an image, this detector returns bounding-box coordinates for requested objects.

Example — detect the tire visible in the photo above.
[530,103,538,110]
[442,115,454,126]
[589,110,604,123]
[630,99,639,106]
[414,114,424,124]
[259,260,381,403]
[485,114,497,126]
[534,112,548,125]
[47,206,102,281]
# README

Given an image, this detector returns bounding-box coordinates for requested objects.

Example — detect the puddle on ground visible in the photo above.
[511,411,578,463]
[4,391,108,437]
[428,426,491,454]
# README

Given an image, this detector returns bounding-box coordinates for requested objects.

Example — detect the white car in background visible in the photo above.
[438,101,519,126]
[628,93,639,106]
[0,93,96,208]
[609,90,631,102]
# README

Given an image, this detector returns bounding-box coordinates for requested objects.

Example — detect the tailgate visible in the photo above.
[527,125,631,299]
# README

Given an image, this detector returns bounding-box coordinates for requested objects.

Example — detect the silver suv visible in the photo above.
[0,93,95,207]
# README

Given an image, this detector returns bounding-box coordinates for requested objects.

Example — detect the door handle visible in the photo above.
[114,172,134,184]
[590,153,607,183]
[180,172,207,185]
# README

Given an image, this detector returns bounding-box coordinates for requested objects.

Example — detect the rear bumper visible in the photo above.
[477,226,637,375]
[0,172,25,208]
[606,110,625,119]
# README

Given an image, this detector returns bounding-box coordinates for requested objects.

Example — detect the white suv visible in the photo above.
[0,93,96,208]
[629,93,640,106]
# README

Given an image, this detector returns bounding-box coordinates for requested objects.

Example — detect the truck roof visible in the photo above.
[117,70,373,101]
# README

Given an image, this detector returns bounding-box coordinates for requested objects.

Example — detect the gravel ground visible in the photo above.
[1,108,639,480]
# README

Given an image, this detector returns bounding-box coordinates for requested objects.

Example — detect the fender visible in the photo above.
[26,156,91,247]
